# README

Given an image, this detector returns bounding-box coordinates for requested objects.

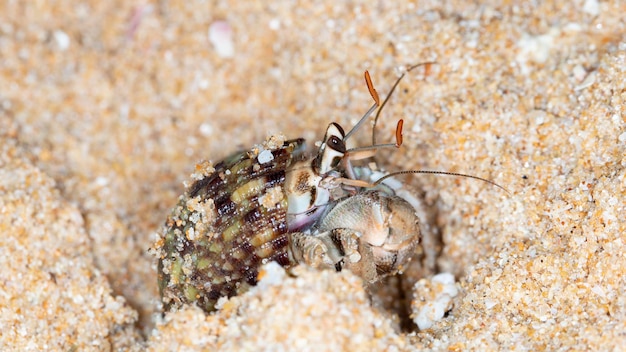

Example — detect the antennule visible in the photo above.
[372,61,437,145]
[395,119,403,147]
[343,70,381,141]
[342,119,404,161]
[364,70,380,106]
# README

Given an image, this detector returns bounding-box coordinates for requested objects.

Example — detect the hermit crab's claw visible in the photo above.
[362,192,421,277]
[313,190,421,282]
[288,229,362,271]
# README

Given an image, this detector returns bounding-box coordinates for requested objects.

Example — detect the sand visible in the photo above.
[1,0,624,350]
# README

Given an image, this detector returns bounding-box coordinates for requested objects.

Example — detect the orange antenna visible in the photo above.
[395,119,403,147]
[343,118,404,162]
[344,70,380,141]
[372,62,436,145]
[364,70,380,106]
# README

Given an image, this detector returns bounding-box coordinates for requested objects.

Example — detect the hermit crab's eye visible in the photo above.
[316,123,346,174]
[327,135,346,153]
[327,136,346,168]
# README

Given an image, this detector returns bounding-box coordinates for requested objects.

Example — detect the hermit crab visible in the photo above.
[154,65,504,313]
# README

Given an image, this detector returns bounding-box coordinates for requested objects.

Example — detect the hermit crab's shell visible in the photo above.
[156,138,306,312]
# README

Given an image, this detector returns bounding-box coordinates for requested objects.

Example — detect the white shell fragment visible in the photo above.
[257,149,274,164]
[255,261,287,290]
[411,273,459,330]
[53,30,70,50]
[208,21,235,58]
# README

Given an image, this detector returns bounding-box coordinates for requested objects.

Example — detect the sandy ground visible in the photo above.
[1,0,624,350]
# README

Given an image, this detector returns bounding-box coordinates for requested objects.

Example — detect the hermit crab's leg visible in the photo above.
[287,230,362,270]
[288,227,381,283]
[307,228,380,283]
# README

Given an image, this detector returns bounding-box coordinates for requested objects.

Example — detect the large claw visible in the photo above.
[314,190,421,282]
[288,230,361,270]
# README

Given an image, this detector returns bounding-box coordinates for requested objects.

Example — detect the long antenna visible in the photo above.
[373,170,511,196]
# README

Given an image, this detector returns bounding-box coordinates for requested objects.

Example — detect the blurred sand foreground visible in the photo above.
[1,1,625,351]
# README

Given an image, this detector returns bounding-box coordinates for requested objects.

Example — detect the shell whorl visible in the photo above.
[157,139,305,312]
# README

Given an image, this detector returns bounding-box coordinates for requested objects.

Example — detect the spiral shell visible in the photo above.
[156,138,306,312]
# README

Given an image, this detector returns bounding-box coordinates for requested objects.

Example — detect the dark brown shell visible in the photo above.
[156,138,306,312]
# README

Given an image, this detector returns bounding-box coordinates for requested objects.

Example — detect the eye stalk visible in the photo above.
[315,122,347,174]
